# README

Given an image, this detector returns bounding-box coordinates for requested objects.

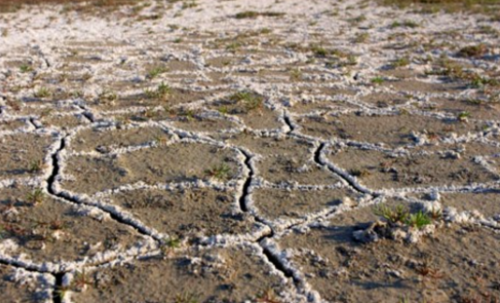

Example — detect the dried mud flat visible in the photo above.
[0,0,500,302]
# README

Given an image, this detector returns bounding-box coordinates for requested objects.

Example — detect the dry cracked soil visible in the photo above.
[1,0,500,302]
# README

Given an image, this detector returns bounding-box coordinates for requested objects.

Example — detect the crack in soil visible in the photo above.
[236,148,301,287]
[46,136,162,241]
[314,142,375,196]
[283,112,295,134]
[52,273,64,303]
[77,105,94,123]
[28,117,41,129]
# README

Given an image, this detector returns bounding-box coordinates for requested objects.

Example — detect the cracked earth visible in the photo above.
[1,0,500,302]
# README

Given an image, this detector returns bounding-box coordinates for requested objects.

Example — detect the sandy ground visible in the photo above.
[0,0,500,302]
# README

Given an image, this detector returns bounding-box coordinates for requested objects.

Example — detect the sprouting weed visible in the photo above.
[371,76,385,85]
[26,188,45,205]
[34,87,51,99]
[217,106,229,115]
[229,91,263,112]
[354,32,370,43]
[161,237,181,257]
[205,163,232,180]
[99,90,118,103]
[147,66,167,79]
[457,111,470,122]
[289,68,302,80]
[405,211,432,229]
[392,56,411,68]
[29,160,44,173]
[310,45,328,57]
[144,82,170,100]
[19,63,33,73]
[373,204,409,224]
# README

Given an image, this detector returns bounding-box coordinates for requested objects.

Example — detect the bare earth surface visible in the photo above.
[0,0,500,302]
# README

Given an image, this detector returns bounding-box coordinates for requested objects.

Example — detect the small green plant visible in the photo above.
[99,90,118,103]
[457,44,488,58]
[349,15,367,24]
[205,163,231,180]
[229,91,263,112]
[373,204,409,224]
[391,20,419,28]
[260,28,272,34]
[310,45,328,57]
[392,56,411,68]
[29,160,44,173]
[26,188,45,205]
[161,236,181,257]
[289,68,302,80]
[34,87,51,99]
[354,32,370,43]
[147,66,167,79]
[217,106,229,115]
[405,211,432,229]
[19,63,33,73]
[235,11,284,19]
[371,76,385,85]
[164,237,181,249]
[144,82,171,100]
[182,0,197,9]
[178,109,195,121]
[457,111,470,122]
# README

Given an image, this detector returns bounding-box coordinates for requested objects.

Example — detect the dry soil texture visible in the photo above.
[1,0,500,302]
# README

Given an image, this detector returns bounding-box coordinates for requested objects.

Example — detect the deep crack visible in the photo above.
[46,136,162,242]
[283,112,295,133]
[238,151,253,213]
[236,148,300,287]
[52,273,64,303]
[262,246,295,280]
[314,142,374,196]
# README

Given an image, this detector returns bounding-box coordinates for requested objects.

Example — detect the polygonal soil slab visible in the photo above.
[382,79,464,94]
[105,187,256,240]
[0,132,56,180]
[0,185,144,265]
[227,134,341,185]
[416,98,500,121]
[39,114,88,130]
[90,88,212,112]
[61,142,241,195]
[226,134,312,157]
[276,204,500,302]
[207,93,283,130]
[70,245,290,303]
[358,92,409,108]
[169,111,239,134]
[250,186,362,222]
[256,156,340,185]
[284,98,357,115]
[0,118,28,132]
[326,145,498,191]
[296,113,487,148]
[69,126,172,153]
[0,264,53,303]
